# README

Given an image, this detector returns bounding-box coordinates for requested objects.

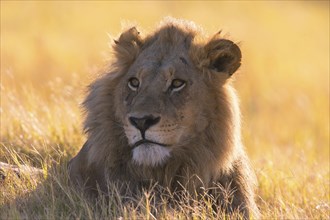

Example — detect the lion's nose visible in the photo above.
[129,115,160,134]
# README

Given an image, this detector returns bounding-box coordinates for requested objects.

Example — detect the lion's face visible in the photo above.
[110,24,241,167]
[115,44,210,166]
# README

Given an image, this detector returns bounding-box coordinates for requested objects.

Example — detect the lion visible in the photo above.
[68,18,259,219]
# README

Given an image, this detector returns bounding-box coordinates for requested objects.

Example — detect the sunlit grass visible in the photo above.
[1,1,329,219]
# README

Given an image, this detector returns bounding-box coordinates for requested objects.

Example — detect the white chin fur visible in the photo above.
[132,144,171,166]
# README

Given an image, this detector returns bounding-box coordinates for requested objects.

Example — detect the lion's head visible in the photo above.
[83,18,242,168]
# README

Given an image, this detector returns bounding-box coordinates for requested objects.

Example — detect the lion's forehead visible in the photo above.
[132,35,191,70]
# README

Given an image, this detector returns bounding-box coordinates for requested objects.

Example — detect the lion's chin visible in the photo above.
[132,143,171,167]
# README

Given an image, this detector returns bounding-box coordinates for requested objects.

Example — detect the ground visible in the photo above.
[0,1,329,219]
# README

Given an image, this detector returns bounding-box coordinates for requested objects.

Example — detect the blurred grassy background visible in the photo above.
[1,1,329,218]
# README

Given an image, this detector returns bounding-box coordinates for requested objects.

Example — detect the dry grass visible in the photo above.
[1,1,329,219]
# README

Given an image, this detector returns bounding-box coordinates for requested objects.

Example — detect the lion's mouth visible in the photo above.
[132,139,169,149]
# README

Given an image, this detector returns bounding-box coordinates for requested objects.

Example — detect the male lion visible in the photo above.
[69,18,259,218]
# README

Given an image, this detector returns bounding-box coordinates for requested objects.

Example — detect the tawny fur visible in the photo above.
[69,17,259,218]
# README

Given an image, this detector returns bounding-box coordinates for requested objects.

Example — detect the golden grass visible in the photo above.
[1,1,329,219]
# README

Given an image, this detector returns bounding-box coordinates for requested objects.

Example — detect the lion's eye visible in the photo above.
[171,79,186,91]
[128,77,140,91]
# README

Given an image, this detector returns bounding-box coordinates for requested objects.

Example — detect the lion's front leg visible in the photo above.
[213,158,260,219]
[68,141,105,197]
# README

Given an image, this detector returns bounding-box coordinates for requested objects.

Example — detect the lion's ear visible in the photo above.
[113,27,143,65]
[204,36,241,76]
